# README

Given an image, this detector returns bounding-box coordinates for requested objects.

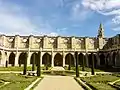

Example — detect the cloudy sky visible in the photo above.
[0,0,120,37]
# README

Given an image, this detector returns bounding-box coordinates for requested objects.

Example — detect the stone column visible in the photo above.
[43,35,48,49]
[40,52,43,66]
[85,37,89,51]
[2,51,8,67]
[63,52,65,67]
[14,35,20,48]
[1,35,6,47]
[51,51,54,67]
[5,51,10,67]
[71,36,75,49]
[15,51,19,66]
[27,51,31,65]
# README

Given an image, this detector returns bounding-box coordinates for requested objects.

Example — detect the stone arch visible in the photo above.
[42,53,51,66]
[54,53,63,66]
[112,52,117,66]
[30,52,39,65]
[88,53,97,68]
[9,52,15,66]
[65,53,74,66]
[18,52,27,66]
[99,54,105,66]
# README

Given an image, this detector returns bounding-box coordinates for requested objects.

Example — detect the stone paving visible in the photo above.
[51,66,65,71]
[34,76,84,90]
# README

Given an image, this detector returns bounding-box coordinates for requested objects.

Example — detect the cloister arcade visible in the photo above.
[0,50,119,68]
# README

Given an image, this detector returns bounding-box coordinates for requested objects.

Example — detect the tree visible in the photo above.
[91,53,95,75]
[23,53,27,75]
[37,51,41,76]
[32,53,35,71]
[82,55,85,71]
[75,52,79,77]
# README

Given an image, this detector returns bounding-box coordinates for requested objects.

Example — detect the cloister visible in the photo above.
[0,24,120,68]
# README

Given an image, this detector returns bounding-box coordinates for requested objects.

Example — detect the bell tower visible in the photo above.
[97,23,105,49]
[97,23,104,38]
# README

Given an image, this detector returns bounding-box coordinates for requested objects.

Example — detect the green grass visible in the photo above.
[0,66,51,71]
[64,66,104,72]
[81,74,119,90]
[30,77,43,90]
[0,73,37,90]
[114,81,120,87]
[0,80,4,86]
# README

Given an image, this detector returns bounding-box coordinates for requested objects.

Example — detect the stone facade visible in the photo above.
[0,24,119,67]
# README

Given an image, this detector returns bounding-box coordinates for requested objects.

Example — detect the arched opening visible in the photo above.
[78,53,84,66]
[65,53,74,66]
[99,54,105,66]
[112,52,116,66]
[54,53,63,66]
[93,54,97,68]
[106,53,109,67]
[88,53,97,68]
[9,52,15,66]
[42,53,51,67]
[88,54,92,67]
[30,53,39,65]
[18,53,27,66]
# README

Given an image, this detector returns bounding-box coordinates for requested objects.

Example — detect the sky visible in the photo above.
[0,0,120,37]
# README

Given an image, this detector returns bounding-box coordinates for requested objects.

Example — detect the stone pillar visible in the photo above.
[43,35,48,48]
[51,51,54,67]
[4,51,10,67]
[85,37,89,51]
[63,52,65,67]
[71,36,75,49]
[27,51,31,65]
[15,51,19,66]
[57,36,61,48]
[28,35,33,48]
[40,52,43,66]
[2,35,6,47]
[2,51,8,67]
[14,35,20,48]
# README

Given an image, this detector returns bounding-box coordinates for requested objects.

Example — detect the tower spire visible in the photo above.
[97,23,104,38]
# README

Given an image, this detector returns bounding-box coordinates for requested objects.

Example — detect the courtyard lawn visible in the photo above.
[114,81,120,88]
[64,66,104,72]
[81,74,120,90]
[0,66,33,71]
[0,73,38,90]
[0,66,52,71]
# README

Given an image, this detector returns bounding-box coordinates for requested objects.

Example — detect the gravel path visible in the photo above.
[34,76,84,90]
